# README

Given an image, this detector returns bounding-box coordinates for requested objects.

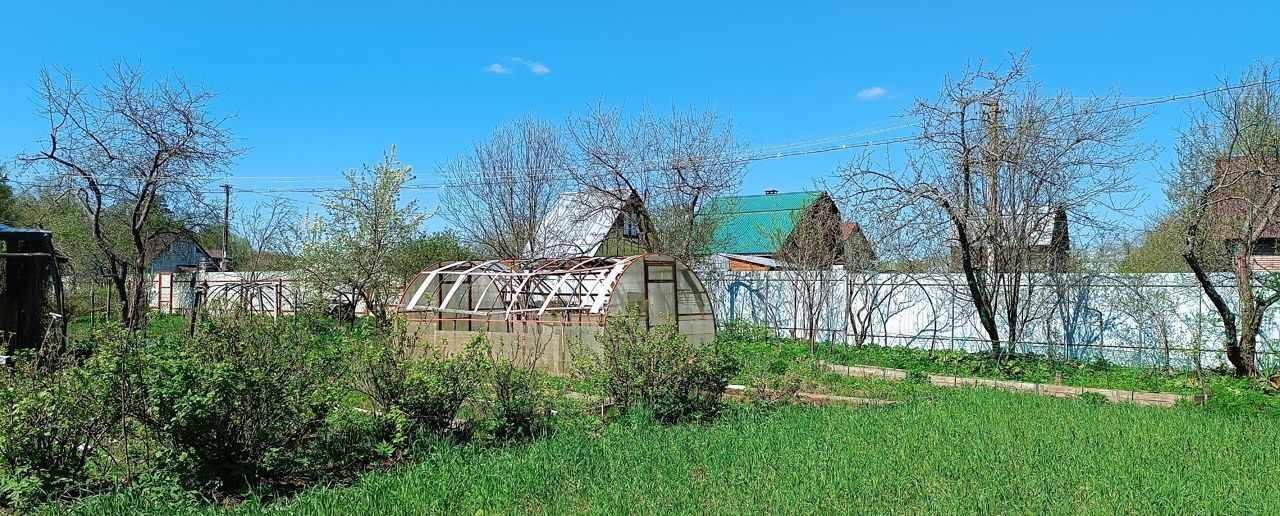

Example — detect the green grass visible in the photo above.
[728,335,1221,394]
[66,313,192,340]
[73,389,1280,515]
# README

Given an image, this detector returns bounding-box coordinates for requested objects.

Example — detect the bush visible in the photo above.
[131,313,347,493]
[309,407,405,474]
[1202,377,1280,415]
[580,313,739,424]
[0,343,122,509]
[485,347,552,442]
[718,319,774,344]
[352,327,487,440]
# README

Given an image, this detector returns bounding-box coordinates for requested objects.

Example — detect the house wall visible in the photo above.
[728,257,770,271]
[150,238,211,273]
[778,195,844,267]
[593,213,644,257]
[1250,255,1280,273]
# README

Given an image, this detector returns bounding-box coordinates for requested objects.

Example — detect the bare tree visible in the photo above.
[235,196,299,273]
[203,197,300,317]
[1173,59,1280,377]
[297,146,427,325]
[438,115,569,258]
[18,63,241,329]
[771,194,843,351]
[566,103,748,263]
[836,52,1149,356]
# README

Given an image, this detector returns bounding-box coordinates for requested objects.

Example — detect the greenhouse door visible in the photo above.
[644,259,676,327]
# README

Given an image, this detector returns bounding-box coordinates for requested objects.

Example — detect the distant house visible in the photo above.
[841,221,876,269]
[1207,157,1280,272]
[524,191,645,258]
[948,205,1070,273]
[701,190,853,271]
[0,224,63,353]
[149,234,229,273]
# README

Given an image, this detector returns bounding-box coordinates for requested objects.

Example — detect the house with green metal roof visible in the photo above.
[700,189,856,270]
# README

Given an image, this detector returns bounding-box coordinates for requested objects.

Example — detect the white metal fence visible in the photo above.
[149,271,371,316]
[700,270,1280,371]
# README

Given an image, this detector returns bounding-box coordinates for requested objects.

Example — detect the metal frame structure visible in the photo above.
[400,256,642,319]
[399,256,721,338]
[398,255,717,372]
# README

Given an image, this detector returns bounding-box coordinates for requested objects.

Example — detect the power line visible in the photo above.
[10,75,1280,196]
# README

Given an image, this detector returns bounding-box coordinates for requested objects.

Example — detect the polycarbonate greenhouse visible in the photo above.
[397,254,715,373]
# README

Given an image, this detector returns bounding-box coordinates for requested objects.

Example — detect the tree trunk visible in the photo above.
[111,270,134,329]
[1182,249,1251,376]
[1233,312,1261,377]
[124,266,149,330]
[954,224,1002,354]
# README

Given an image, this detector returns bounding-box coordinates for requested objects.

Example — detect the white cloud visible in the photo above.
[483,63,510,74]
[856,86,888,100]
[527,62,551,75]
[498,56,552,75]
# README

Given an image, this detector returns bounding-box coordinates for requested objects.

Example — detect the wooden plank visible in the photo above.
[1041,384,1084,399]
[820,362,909,381]
[722,385,896,408]
[817,360,1195,408]
[929,375,959,387]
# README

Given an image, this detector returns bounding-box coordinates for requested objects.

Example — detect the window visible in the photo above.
[622,211,640,238]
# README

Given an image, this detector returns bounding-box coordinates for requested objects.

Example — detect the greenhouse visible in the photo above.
[397,254,715,373]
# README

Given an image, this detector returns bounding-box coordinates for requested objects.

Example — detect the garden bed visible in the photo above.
[722,384,898,407]
[819,361,1199,408]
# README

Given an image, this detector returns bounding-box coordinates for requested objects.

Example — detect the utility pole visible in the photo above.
[221,183,232,271]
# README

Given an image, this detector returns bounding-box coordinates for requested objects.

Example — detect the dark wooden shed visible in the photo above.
[0,224,64,354]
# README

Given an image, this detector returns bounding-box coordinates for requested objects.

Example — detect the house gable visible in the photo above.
[526,191,644,258]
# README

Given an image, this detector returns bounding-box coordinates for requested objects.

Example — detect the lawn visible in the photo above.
[75,388,1280,515]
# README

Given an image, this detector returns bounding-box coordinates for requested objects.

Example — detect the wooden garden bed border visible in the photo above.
[818,362,1201,408]
[722,384,898,407]
[565,387,898,411]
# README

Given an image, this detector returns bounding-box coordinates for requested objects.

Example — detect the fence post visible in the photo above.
[948,278,955,352]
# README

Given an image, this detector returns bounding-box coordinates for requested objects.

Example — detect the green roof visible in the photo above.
[702,191,823,255]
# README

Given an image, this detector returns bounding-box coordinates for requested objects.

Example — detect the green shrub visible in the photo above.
[718,319,774,344]
[352,327,487,439]
[1202,377,1280,415]
[580,313,739,424]
[485,348,552,442]
[131,313,347,493]
[309,407,406,473]
[744,362,805,411]
[0,345,122,509]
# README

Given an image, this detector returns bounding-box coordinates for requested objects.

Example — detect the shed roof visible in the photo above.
[0,223,52,243]
[702,191,823,255]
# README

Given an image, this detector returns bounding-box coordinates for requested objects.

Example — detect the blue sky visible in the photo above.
[2,1,1277,231]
